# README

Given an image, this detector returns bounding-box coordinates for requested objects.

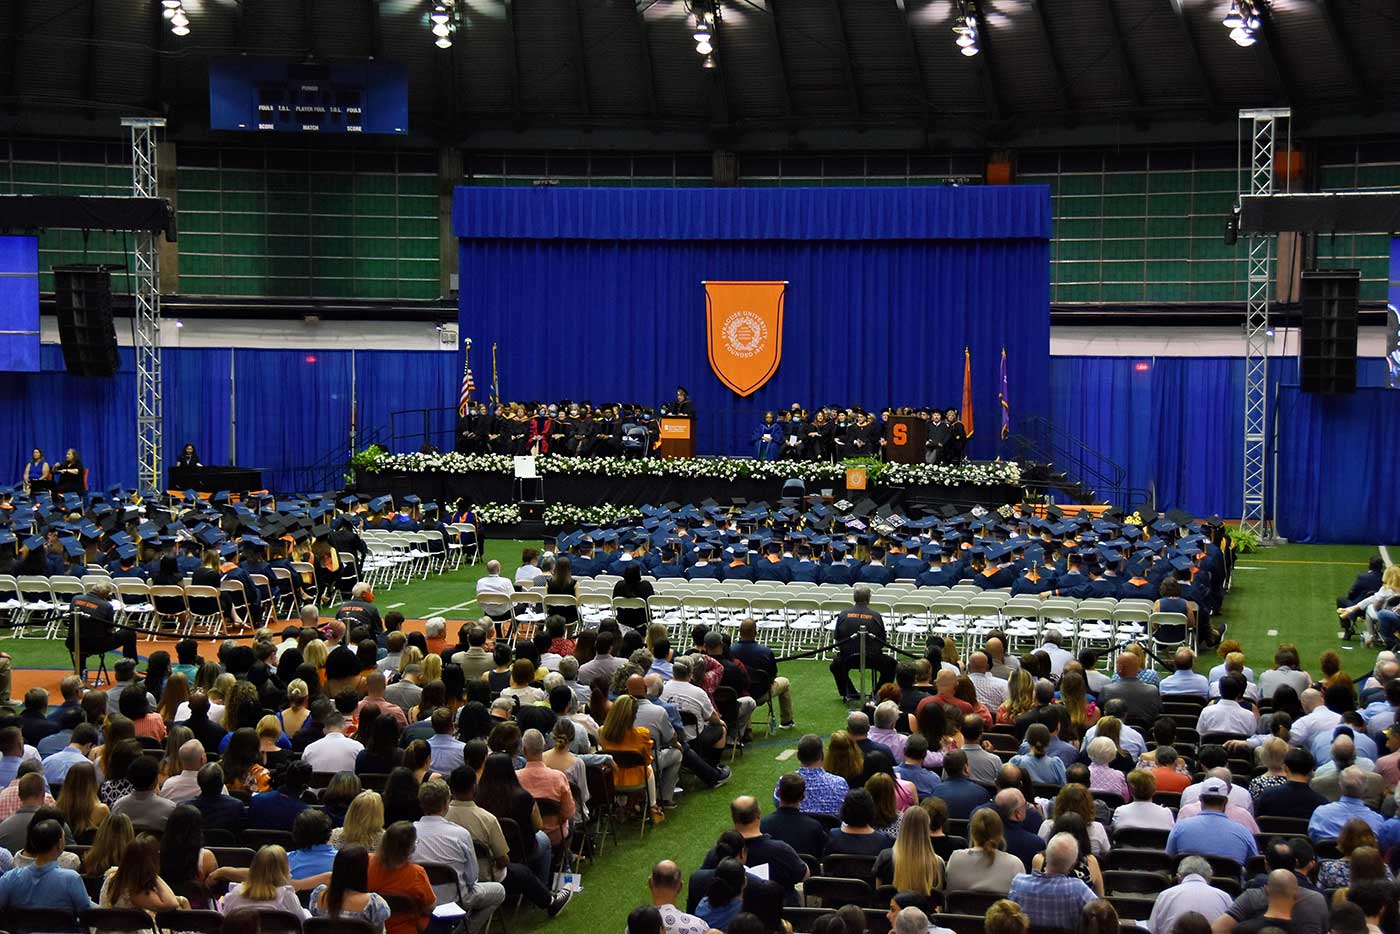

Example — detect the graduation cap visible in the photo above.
[137,521,160,540]
[422,502,439,515]
[290,527,310,543]
[211,491,231,505]
[402,495,421,507]
[1166,509,1193,526]
[0,530,16,548]
[241,535,267,550]
[1138,508,1159,526]
[218,542,238,558]
[60,537,84,558]
[197,526,226,547]
[310,524,331,538]
[1169,555,1194,572]
[1150,519,1178,534]
[116,543,138,561]
[833,499,853,512]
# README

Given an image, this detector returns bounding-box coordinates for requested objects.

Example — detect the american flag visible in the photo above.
[458,339,475,417]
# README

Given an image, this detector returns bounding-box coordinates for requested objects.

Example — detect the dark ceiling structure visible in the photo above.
[2,0,1399,150]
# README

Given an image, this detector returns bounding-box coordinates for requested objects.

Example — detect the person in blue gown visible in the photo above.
[753,412,783,460]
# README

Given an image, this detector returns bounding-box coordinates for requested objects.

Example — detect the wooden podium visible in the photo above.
[656,417,695,458]
[885,415,928,464]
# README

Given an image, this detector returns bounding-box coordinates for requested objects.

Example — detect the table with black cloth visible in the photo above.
[169,465,264,492]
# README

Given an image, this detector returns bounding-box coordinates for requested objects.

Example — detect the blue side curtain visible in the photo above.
[231,350,354,491]
[0,345,135,492]
[353,350,457,453]
[1276,376,1400,543]
[164,348,233,468]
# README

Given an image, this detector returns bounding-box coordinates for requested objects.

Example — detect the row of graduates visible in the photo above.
[555,512,1228,621]
[753,405,968,463]
[456,400,656,457]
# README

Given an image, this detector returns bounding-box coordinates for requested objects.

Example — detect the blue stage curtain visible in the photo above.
[453,186,1052,242]
[163,348,233,469]
[456,187,1051,459]
[0,345,135,492]
[1276,386,1400,543]
[353,350,457,452]
[231,350,354,491]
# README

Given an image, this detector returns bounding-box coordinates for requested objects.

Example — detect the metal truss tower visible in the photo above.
[1238,108,1289,541]
[122,117,166,496]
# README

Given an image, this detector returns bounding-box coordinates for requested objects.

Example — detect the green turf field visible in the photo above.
[4,538,1383,931]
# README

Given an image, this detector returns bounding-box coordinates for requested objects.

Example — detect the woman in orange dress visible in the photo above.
[598,694,658,818]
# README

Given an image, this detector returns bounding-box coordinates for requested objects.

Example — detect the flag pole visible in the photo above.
[458,338,473,418]
[491,342,500,408]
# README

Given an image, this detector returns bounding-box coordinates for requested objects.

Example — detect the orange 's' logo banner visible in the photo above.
[705,281,786,397]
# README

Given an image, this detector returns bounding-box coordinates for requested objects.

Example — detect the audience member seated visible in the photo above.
[1111,769,1176,832]
[761,774,828,859]
[1160,648,1211,697]
[0,818,91,912]
[1006,833,1097,931]
[1099,652,1162,724]
[930,750,990,821]
[1167,777,1259,864]
[945,807,1023,893]
[825,789,892,857]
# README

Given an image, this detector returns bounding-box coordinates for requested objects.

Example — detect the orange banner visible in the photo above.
[705,280,786,397]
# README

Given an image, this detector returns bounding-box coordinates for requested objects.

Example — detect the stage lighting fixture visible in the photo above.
[172,24,190,35]
[952,2,980,58]
[1224,0,1262,47]
[171,11,188,27]
[429,0,459,49]
[702,53,716,69]
[686,2,719,66]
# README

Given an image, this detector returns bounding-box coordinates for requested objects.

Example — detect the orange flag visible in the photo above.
[962,347,975,437]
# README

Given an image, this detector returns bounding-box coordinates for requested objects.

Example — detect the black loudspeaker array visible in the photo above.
[52,264,121,378]
[1299,269,1360,395]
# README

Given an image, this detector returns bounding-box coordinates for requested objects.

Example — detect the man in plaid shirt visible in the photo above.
[773,734,849,816]
[1007,832,1097,930]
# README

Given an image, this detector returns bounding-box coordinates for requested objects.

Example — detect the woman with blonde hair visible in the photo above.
[331,790,385,851]
[873,805,944,896]
[84,812,135,875]
[824,731,864,786]
[281,678,311,736]
[995,669,1036,730]
[399,646,423,671]
[944,808,1024,893]
[1250,736,1290,799]
[420,652,443,686]
[598,694,659,817]
[56,761,108,838]
[219,844,303,915]
[541,718,589,819]
[303,639,329,672]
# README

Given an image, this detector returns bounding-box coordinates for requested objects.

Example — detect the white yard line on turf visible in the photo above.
[426,599,476,616]
[388,602,405,609]
[1381,545,1392,568]
[776,749,796,761]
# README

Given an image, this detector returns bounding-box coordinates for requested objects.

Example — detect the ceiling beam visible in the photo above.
[1027,0,1072,112]
[570,0,591,115]
[827,0,861,120]
[1313,0,1370,111]
[708,4,732,126]
[83,0,98,117]
[630,1,659,119]
[502,0,522,120]
[970,1,1002,122]
[1249,0,1299,106]
[1099,0,1142,110]
[368,0,382,60]
[6,0,22,107]
[747,0,793,119]
[1166,0,1216,112]
[893,0,929,124]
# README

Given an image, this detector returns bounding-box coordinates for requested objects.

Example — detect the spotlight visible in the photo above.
[693,22,711,43]
[1230,26,1256,45]
[1223,2,1243,27]
[161,0,181,7]
[696,38,713,55]
[172,23,190,36]
[430,0,458,48]
[702,53,716,69]
[430,4,450,24]
[435,35,452,48]
[171,11,188,27]
[432,22,450,37]
[952,2,981,58]
[163,7,176,18]
[960,44,979,56]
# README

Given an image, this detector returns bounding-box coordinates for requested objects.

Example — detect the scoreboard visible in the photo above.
[209,57,408,135]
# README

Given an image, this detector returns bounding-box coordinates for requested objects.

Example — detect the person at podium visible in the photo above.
[174,443,202,468]
[752,412,782,461]
[667,386,696,419]
[924,411,949,465]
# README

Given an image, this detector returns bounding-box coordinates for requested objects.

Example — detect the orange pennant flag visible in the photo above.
[962,347,975,438]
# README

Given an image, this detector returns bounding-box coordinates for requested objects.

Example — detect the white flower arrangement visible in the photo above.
[367,451,1021,487]
[467,502,644,527]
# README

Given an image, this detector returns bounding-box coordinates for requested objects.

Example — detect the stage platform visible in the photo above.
[361,468,1021,514]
